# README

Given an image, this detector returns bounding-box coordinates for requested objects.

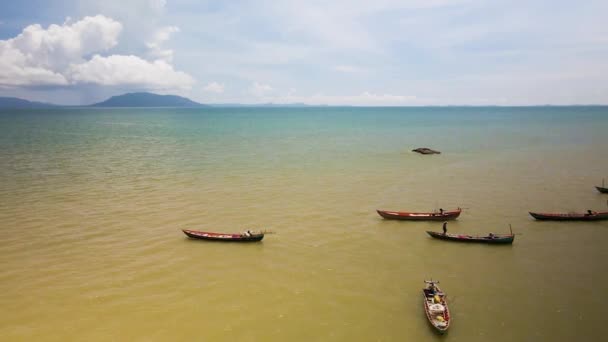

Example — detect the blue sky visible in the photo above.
[1,0,607,105]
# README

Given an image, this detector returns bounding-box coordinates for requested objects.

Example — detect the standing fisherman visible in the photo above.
[442,221,448,235]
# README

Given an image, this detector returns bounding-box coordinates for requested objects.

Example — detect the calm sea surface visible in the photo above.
[1,107,607,341]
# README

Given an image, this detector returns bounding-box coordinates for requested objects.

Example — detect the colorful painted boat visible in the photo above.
[182,229,264,242]
[423,280,451,334]
[426,231,514,244]
[377,208,461,221]
[529,211,608,221]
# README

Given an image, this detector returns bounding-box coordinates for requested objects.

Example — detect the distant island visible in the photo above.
[91,92,208,107]
[0,92,208,108]
[0,93,316,108]
[0,97,57,109]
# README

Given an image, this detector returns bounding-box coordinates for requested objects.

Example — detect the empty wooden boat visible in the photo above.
[423,280,451,334]
[377,208,461,221]
[426,231,514,244]
[182,229,264,242]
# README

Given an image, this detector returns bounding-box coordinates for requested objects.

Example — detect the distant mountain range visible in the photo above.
[4,93,603,108]
[0,92,315,108]
[0,92,207,108]
[0,97,58,109]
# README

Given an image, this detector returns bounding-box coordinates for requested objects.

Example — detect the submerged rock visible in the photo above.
[412,147,441,155]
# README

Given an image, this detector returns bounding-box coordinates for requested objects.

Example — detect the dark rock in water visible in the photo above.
[412,147,441,155]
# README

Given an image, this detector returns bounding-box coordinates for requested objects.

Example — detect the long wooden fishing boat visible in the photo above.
[596,186,608,194]
[529,211,608,221]
[182,229,264,242]
[426,231,514,244]
[423,280,451,334]
[376,208,461,221]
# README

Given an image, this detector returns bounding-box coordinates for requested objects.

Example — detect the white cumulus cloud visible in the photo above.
[69,54,194,89]
[0,44,68,86]
[0,15,122,86]
[147,25,180,62]
[0,15,194,91]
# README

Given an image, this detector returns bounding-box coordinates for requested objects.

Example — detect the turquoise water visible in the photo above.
[2,107,606,178]
[1,106,608,341]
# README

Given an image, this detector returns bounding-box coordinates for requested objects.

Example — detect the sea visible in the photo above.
[1,106,607,341]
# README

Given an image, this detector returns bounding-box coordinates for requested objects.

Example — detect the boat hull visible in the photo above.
[182,229,264,242]
[529,211,608,221]
[596,186,608,194]
[377,209,461,221]
[423,285,450,333]
[426,231,514,244]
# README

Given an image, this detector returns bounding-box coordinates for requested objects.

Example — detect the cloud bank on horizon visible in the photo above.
[0,0,607,105]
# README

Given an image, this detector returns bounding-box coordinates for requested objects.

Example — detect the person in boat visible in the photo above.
[243,230,252,237]
[442,222,448,235]
[439,208,444,215]
[488,233,495,239]
[586,210,595,216]
[427,283,437,295]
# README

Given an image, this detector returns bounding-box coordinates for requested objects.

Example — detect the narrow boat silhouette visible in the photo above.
[376,208,461,221]
[426,231,514,244]
[529,211,608,221]
[182,229,264,242]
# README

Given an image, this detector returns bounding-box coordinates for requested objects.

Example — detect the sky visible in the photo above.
[0,0,607,105]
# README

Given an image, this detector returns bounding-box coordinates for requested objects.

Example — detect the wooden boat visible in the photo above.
[413,147,441,155]
[377,208,461,221]
[182,229,264,242]
[529,211,608,221]
[596,179,608,193]
[426,231,514,244]
[423,280,451,334]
